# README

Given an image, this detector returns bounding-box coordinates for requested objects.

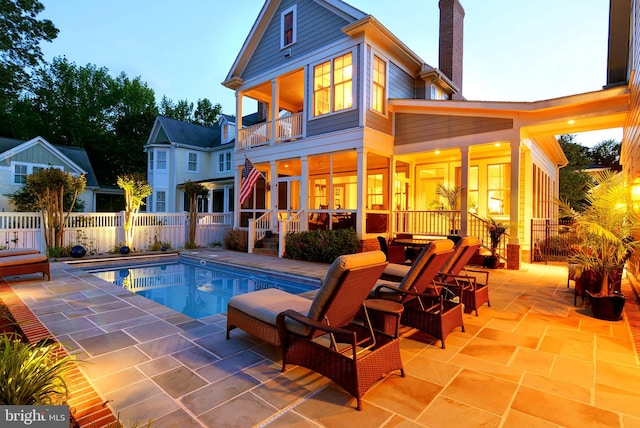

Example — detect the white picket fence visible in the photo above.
[0,211,232,255]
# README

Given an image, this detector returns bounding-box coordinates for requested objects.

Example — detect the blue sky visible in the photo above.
[37,0,621,146]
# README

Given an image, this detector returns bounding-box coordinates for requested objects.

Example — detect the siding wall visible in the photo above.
[623,0,640,180]
[242,0,350,80]
[395,114,514,145]
[388,62,417,99]
[0,144,70,169]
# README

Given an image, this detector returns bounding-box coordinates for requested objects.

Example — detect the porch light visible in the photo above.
[494,143,501,147]
[567,119,575,125]
[435,150,440,155]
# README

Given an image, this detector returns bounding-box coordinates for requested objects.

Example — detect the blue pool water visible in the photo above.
[85,257,318,319]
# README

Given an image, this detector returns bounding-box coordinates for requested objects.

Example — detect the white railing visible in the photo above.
[238,122,271,149]
[238,112,304,149]
[394,210,460,236]
[0,211,231,255]
[279,210,304,258]
[247,210,272,254]
[276,112,303,142]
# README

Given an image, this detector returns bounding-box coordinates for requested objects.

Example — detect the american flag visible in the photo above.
[239,156,263,205]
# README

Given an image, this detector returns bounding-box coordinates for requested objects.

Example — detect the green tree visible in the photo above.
[0,0,58,104]
[160,95,222,126]
[558,134,592,211]
[2,57,158,184]
[117,173,152,249]
[590,138,621,171]
[184,180,208,247]
[23,168,86,252]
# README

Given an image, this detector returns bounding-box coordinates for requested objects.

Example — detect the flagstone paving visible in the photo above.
[2,247,640,427]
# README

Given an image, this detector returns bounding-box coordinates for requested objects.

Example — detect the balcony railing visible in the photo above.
[238,112,303,149]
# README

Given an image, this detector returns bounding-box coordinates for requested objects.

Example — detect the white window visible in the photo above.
[313,52,353,117]
[156,151,167,170]
[281,5,296,48]
[148,151,154,171]
[11,162,57,185]
[187,152,198,172]
[13,164,27,184]
[218,152,231,172]
[487,164,510,215]
[155,191,166,212]
[372,55,387,114]
[430,85,449,100]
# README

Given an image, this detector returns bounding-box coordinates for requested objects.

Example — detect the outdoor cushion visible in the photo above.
[0,254,48,267]
[226,288,312,335]
[0,248,39,257]
[309,250,386,320]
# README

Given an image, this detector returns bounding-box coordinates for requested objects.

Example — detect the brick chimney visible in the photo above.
[439,0,464,100]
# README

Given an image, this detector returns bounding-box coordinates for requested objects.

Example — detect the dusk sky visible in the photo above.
[37,0,621,145]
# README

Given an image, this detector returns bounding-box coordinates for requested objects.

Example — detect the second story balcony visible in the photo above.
[238,111,303,149]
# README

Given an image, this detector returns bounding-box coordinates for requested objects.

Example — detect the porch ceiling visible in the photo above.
[243,70,304,113]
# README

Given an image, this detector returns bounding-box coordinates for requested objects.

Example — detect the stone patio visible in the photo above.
[2,247,640,427]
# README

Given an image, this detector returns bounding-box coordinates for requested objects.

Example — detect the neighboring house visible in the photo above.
[145,115,254,214]
[222,0,629,267]
[0,136,100,212]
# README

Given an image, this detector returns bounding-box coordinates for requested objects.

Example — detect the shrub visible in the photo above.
[285,229,359,263]
[184,241,198,249]
[224,229,248,252]
[0,333,76,405]
[46,245,73,258]
[148,239,171,251]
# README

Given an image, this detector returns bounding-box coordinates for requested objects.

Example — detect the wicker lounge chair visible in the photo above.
[226,251,389,347]
[372,239,465,348]
[227,251,404,410]
[0,253,50,281]
[436,236,491,316]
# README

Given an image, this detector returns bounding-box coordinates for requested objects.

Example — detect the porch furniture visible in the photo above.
[226,251,388,347]
[436,236,491,316]
[377,236,407,265]
[363,298,404,337]
[373,240,464,348]
[308,205,329,230]
[275,253,404,411]
[0,248,39,257]
[0,253,50,281]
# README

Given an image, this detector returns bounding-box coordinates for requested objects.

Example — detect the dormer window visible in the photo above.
[223,124,229,140]
[281,5,296,48]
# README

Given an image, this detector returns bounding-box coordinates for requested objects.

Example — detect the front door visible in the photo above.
[277,178,300,221]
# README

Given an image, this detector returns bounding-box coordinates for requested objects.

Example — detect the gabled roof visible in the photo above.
[223,0,366,88]
[0,136,99,187]
[148,116,220,149]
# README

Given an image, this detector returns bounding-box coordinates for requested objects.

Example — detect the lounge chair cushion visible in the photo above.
[398,240,453,291]
[227,288,313,335]
[439,236,479,274]
[0,249,39,257]
[0,254,48,267]
[308,251,386,320]
[383,263,411,279]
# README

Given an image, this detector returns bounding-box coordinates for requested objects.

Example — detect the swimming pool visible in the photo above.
[85,257,318,319]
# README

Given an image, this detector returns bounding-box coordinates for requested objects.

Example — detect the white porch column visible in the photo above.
[301,156,309,227]
[233,91,243,229]
[270,160,278,230]
[460,147,469,236]
[389,156,397,237]
[356,148,366,237]
[207,188,213,213]
[508,140,522,270]
[271,78,280,144]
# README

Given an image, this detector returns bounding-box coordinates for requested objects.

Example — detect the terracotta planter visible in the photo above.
[586,290,625,321]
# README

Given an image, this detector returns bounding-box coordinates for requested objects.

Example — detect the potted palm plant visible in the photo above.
[434,184,463,242]
[484,217,508,268]
[559,171,639,321]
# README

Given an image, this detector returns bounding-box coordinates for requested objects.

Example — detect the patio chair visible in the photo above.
[372,239,464,348]
[226,251,389,347]
[0,253,50,281]
[436,236,491,316]
[377,236,407,264]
